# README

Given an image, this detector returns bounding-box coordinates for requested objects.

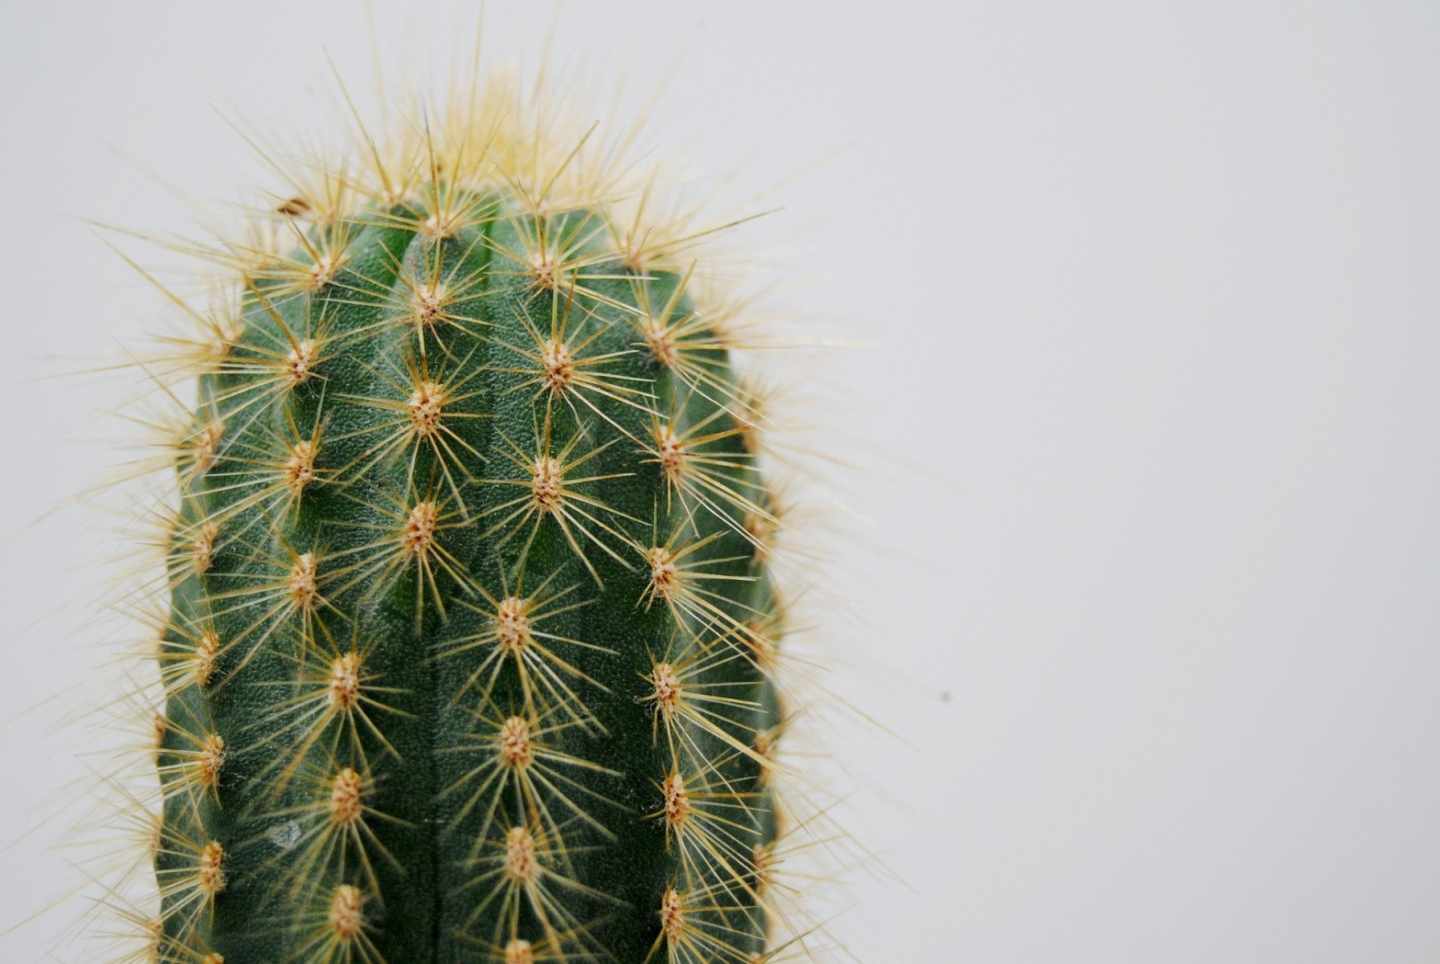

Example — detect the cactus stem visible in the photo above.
[88,53,847,961]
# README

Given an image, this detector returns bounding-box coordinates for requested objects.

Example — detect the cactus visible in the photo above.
[123,69,810,963]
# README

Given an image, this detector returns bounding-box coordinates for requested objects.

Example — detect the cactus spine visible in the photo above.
[138,73,798,963]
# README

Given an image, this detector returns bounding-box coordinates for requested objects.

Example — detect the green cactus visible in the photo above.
[136,73,798,963]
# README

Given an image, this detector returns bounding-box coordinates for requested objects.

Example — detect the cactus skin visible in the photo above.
[148,89,789,964]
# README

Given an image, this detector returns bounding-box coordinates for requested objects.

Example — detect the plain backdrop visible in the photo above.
[3,1,1440,961]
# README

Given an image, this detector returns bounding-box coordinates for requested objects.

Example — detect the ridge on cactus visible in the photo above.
[91,53,844,964]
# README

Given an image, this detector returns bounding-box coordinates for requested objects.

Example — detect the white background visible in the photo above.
[3,1,1439,961]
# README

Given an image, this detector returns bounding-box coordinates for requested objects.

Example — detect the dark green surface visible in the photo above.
[156,196,783,962]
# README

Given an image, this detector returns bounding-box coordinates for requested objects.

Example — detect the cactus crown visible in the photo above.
[113,65,818,963]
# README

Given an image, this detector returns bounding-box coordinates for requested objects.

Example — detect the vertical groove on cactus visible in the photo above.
[123,69,813,963]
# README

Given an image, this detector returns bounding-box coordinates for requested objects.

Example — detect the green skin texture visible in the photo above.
[155,196,783,963]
